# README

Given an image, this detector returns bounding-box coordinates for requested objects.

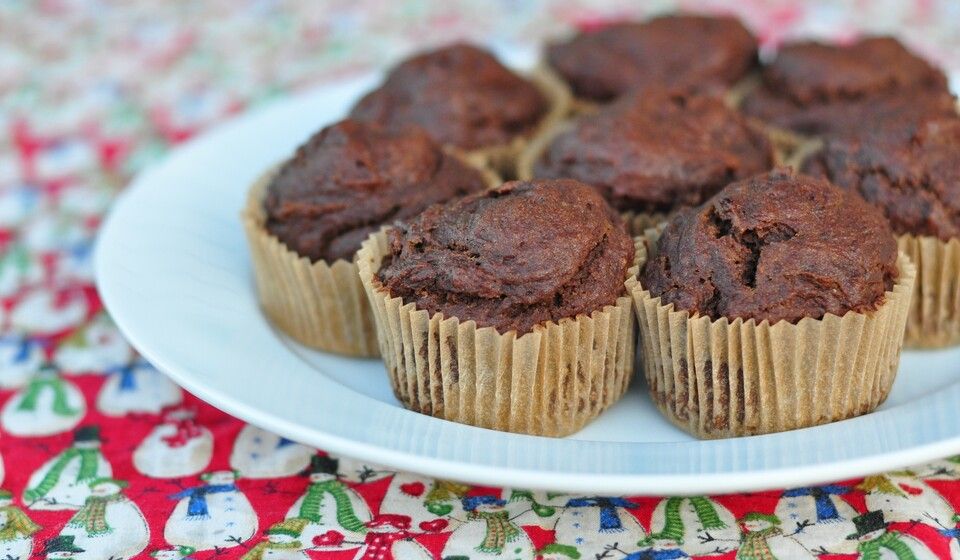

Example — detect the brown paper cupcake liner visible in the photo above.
[898,234,960,348]
[627,232,916,439]
[357,230,636,437]
[241,155,499,357]
[462,66,572,179]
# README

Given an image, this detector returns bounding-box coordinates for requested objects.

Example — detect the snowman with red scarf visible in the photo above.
[133,408,213,478]
[353,513,432,560]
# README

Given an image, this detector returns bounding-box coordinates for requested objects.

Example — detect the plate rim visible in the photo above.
[95,64,960,495]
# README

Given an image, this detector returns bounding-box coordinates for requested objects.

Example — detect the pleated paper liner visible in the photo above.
[627,232,916,439]
[461,65,572,179]
[356,230,636,437]
[241,156,499,357]
[898,234,960,348]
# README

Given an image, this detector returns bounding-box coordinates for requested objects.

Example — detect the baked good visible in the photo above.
[243,119,496,356]
[350,43,569,173]
[357,179,636,436]
[803,118,960,347]
[546,14,758,104]
[740,37,954,139]
[627,168,915,438]
[518,89,773,229]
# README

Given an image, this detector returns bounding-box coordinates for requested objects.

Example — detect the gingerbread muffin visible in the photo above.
[740,37,954,140]
[243,119,496,356]
[804,118,960,347]
[518,89,774,232]
[350,43,570,174]
[546,14,758,105]
[358,179,636,436]
[627,169,915,438]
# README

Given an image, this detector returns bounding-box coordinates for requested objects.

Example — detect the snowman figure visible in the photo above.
[916,456,960,480]
[355,516,433,560]
[0,242,42,298]
[165,470,258,551]
[10,286,88,337]
[0,185,38,230]
[645,496,738,556]
[0,335,43,388]
[0,489,41,560]
[624,537,691,560]
[230,424,316,478]
[846,510,934,558]
[241,519,311,560]
[133,408,213,478]
[775,484,858,554]
[41,535,86,559]
[736,512,812,560]
[149,545,197,560]
[23,426,112,510]
[1,364,86,436]
[373,473,468,532]
[859,471,957,529]
[96,359,182,416]
[507,490,565,529]
[53,313,131,376]
[285,456,371,549]
[553,495,645,557]
[59,478,150,560]
[441,495,536,560]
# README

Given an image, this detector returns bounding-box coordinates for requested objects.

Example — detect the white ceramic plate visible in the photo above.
[95,50,960,495]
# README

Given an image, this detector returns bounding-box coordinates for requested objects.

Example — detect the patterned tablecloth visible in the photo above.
[1,1,960,559]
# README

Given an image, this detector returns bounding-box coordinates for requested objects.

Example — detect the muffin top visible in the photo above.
[263,119,488,263]
[741,37,953,137]
[349,43,548,150]
[532,90,773,213]
[546,15,758,103]
[377,179,634,335]
[640,169,898,324]
[803,118,960,241]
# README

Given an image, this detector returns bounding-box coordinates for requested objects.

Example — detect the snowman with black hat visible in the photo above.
[846,510,933,559]
[42,535,85,559]
[285,455,371,550]
[23,426,112,510]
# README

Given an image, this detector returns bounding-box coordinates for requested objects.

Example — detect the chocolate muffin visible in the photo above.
[803,118,960,240]
[803,118,960,348]
[628,168,915,438]
[546,14,758,103]
[377,179,634,334]
[524,90,773,217]
[243,119,494,356]
[263,119,490,263]
[741,37,954,139]
[640,169,898,324]
[350,43,550,151]
[358,178,637,436]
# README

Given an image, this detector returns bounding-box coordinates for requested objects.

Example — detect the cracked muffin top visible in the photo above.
[263,119,489,263]
[377,179,634,335]
[740,37,953,138]
[803,118,960,241]
[546,14,758,103]
[640,168,898,324]
[532,89,774,213]
[349,43,548,150]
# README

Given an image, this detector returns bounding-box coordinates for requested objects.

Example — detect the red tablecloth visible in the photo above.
[1,1,959,558]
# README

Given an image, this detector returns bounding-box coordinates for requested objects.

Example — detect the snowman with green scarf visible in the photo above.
[846,510,933,560]
[644,496,737,556]
[440,495,535,560]
[774,484,859,554]
[284,456,371,550]
[57,478,149,560]
[736,512,812,560]
[23,426,112,510]
[1,363,86,436]
[164,470,258,551]
[0,488,41,560]
[552,494,645,558]
[241,519,311,560]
